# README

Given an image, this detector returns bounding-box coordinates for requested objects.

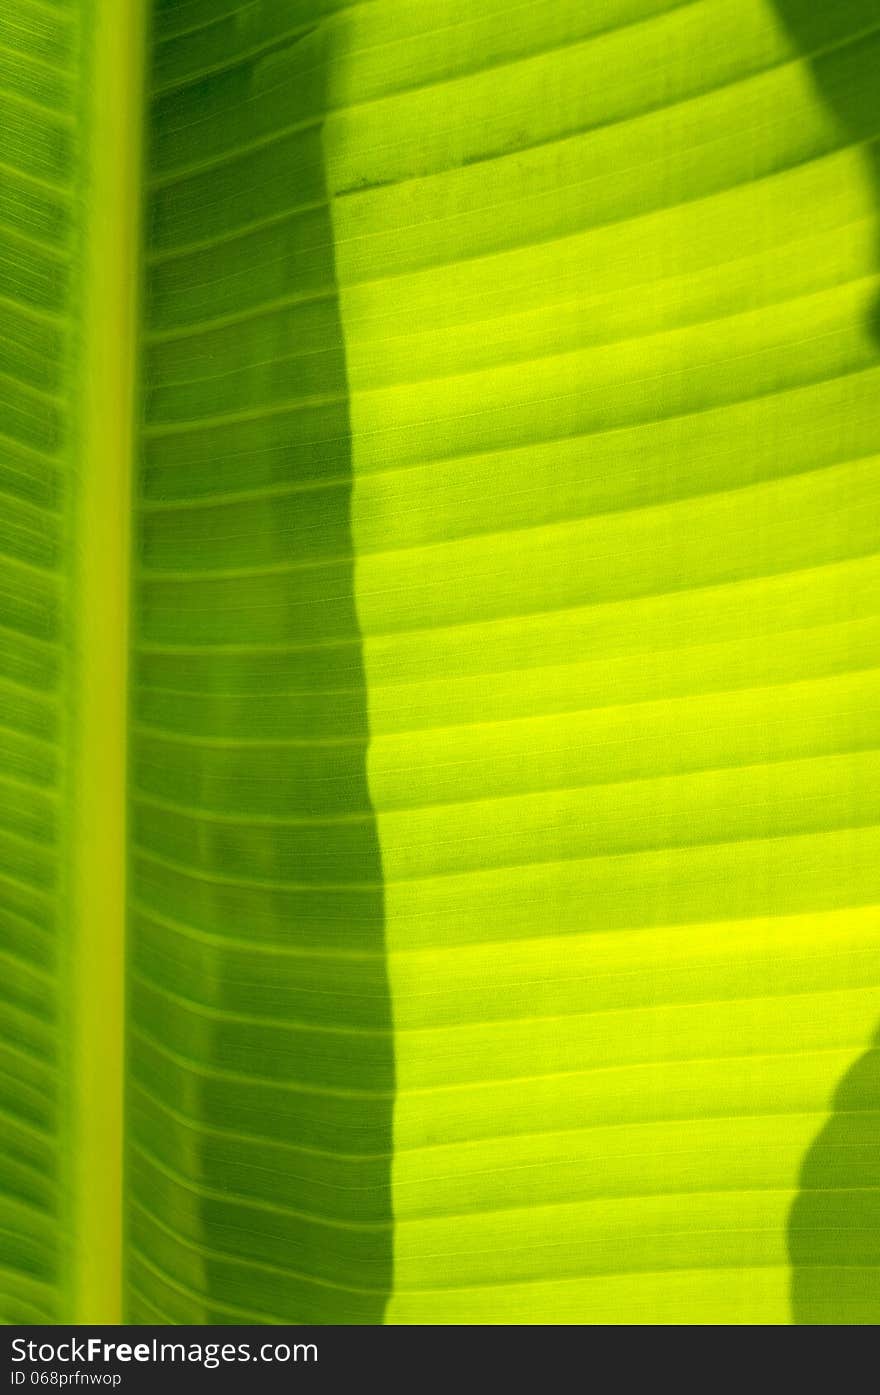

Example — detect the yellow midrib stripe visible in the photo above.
[71,0,146,1323]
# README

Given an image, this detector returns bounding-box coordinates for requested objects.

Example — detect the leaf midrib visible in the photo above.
[67,0,146,1324]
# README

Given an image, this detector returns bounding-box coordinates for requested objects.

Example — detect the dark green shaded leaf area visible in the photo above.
[131,9,392,1325]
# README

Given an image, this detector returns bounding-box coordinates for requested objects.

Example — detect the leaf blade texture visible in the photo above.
[1,0,879,1325]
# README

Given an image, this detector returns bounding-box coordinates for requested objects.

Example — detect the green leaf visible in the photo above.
[0,0,879,1325]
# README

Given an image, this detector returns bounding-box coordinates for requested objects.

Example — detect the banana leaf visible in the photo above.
[0,0,879,1325]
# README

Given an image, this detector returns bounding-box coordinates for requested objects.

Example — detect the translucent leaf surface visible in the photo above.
[0,0,878,1325]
